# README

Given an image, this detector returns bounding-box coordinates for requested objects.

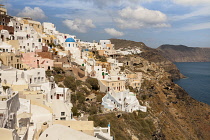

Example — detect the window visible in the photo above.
[60,117,66,120]
[11,56,13,60]
[17,59,19,62]
[61,112,65,116]
[38,72,40,75]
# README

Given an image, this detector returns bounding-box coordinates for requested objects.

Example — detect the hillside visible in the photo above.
[50,39,210,140]
[87,39,210,140]
[110,39,184,80]
[157,45,210,62]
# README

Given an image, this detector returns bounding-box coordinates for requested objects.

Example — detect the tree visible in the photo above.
[64,76,77,91]
[86,78,99,90]
[76,92,85,104]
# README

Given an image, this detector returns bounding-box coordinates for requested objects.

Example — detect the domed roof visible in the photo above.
[65,38,75,42]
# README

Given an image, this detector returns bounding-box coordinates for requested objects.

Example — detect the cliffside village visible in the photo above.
[0,5,147,140]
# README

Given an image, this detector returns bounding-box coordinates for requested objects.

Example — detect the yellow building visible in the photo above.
[0,52,24,69]
[100,76,126,93]
[23,19,43,34]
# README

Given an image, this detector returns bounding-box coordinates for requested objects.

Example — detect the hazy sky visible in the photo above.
[3,0,210,48]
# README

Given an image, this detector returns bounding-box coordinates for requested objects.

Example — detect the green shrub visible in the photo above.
[89,105,98,115]
[54,74,64,84]
[76,80,82,87]
[53,67,65,74]
[71,94,77,104]
[46,70,52,77]
[96,94,103,102]
[71,106,80,117]
[80,87,90,95]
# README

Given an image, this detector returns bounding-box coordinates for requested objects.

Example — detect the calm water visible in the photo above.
[174,62,210,105]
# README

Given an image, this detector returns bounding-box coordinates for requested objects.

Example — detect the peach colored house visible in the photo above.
[21,52,54,70]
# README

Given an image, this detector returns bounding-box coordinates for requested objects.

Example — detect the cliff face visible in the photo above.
[157,45,210,62]
[88,39,210,140]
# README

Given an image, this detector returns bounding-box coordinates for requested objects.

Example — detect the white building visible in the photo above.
[8,17,22,33]
[42,22,58,35]
[0,84,20,130]
[0,29,10,41]
[0,41,14,53]
[18,38,42,52]
[100,40,111,50]
[0,67,46,89]
[102,89,147,112]
[51,100,72,121]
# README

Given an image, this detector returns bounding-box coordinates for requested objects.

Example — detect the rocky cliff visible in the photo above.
[88,39,210,140]
[157,45,210,62]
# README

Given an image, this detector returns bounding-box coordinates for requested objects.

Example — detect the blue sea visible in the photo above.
[174,62,210,105]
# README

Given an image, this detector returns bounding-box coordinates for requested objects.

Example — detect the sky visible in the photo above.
[2,0,210,48]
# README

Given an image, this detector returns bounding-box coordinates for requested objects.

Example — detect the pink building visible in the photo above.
[21,52,54,70]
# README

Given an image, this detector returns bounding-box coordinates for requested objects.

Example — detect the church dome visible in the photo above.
[65,38,75,42]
